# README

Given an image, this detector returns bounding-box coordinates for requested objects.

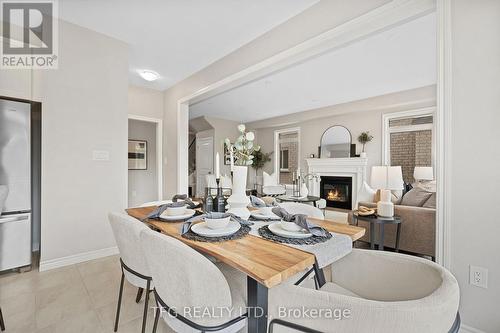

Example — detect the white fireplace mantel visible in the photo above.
[305,158,368,209]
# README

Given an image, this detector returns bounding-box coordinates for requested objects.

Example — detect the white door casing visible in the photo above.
[196,136,214,197]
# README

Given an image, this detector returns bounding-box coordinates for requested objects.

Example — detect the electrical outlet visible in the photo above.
[470,265,488,289]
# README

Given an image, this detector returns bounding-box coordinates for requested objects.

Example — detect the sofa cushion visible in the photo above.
[401,187,433,207]
[423,193,436,209]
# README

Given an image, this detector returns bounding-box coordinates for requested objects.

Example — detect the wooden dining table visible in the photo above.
[126,206,365,333]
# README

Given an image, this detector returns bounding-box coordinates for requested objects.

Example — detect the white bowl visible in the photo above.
[259,207,274,216]
[166,205,187,216]
[205,216,231,230]
[280,221,303,232]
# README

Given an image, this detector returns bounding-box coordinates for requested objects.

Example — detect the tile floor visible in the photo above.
[0,255,175,333]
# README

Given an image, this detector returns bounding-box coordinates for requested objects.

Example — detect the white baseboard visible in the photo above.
[39,246,119,271]
[460,324,486,333]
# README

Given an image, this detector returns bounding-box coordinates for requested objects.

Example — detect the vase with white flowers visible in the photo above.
[224,124,260,218]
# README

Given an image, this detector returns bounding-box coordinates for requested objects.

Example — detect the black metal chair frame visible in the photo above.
[152,288,248,333]
[0,306,5,331]
[114,258,152,333]
[268,312,461,333]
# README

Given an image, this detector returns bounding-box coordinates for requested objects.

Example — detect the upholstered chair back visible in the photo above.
[108,212,151,287]
[0,185,8,215]
[330,249,453,301]
[140,228,233,312]
[278,202,324,219]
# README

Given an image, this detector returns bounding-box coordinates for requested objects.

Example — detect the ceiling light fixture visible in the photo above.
[139,70,160,82]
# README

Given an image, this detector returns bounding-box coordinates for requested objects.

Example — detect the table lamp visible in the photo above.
[371,166,404,217]
[414,166,434,182]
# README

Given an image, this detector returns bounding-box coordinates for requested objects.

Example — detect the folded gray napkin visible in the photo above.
[172,194,200,209]
[271,207,328,237]
[181,212,253,235]
[250,195,276,208]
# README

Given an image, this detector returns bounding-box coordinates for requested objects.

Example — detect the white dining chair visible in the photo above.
[262,172,286,196]
[139,227,247,333]
[268,249,460,333]
[108,213,154,333]
[0,185,8,215]
[0,306,5,331]
[278,202,324,219]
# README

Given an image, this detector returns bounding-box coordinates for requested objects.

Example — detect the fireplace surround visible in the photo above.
[305,157,368,210]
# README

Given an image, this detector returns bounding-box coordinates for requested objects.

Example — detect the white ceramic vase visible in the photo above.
[300,182,309,198]
[360,152,367,158]
[227,165,251,219]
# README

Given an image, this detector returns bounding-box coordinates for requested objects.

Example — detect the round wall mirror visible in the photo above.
[320,126,352,158]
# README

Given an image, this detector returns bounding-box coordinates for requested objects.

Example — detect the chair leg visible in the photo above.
[135,287,144,303]
[0,306,5,331]
[114,272,125,332]
[152,306,160,333]
[141,280,150,333]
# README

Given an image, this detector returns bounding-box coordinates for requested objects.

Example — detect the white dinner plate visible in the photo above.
[191,220,241,237]
[159,209,196,221]
[268,222,312,239]
[250,212,281,220]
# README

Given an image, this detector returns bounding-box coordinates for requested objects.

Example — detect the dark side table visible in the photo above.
[352,212,402,251]
[276,195,321,207]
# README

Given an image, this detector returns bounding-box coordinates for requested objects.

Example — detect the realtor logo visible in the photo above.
[1,0,58,68]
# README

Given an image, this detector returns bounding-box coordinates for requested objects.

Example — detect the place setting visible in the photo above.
[248,196,281,221]
[257,207,332,245]
[180,212,254,242]
[144,195,202,222]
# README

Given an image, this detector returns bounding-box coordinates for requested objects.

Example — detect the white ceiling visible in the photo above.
[189,12,437,123]
[58,0,318,90]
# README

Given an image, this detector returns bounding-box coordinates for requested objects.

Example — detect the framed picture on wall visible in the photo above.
[224,144,232,165]
[128,140,147,170]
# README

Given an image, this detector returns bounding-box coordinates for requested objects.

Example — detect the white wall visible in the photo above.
[128,85,164,119]
[450,1,500,331]
[0,20,129,267]
[205,116,241,176]
[128,120,157,207]
[248,86,436,184]
[162,0,392,197]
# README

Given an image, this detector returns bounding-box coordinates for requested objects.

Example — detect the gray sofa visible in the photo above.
[350,189,436,258]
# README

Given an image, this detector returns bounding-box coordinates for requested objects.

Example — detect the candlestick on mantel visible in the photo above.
[215,152,220,178]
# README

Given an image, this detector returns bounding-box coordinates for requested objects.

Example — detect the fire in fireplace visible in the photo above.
[320,176,352,209]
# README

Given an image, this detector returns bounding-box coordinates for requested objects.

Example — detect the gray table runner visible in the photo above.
[249,221,352,268]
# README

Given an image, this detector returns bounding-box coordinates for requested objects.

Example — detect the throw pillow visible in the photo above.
[263,171,278,187]
[358,181,376,203]
[401,187,433,207]
[417,180,437,193]
[423,193,436,209]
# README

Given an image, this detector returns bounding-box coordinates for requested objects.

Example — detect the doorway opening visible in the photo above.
[127,115,163,207]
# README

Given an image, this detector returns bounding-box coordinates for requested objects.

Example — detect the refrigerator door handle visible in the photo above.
[0,215,29,224]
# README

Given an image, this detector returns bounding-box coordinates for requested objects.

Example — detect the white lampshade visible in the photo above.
[414,166,434,181]
[371,166,404,190]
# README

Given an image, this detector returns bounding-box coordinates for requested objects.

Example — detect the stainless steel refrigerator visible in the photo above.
[0,99,32,271]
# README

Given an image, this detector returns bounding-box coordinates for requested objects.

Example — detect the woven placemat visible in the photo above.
[258,225,332,245]
[181,225,251,242]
